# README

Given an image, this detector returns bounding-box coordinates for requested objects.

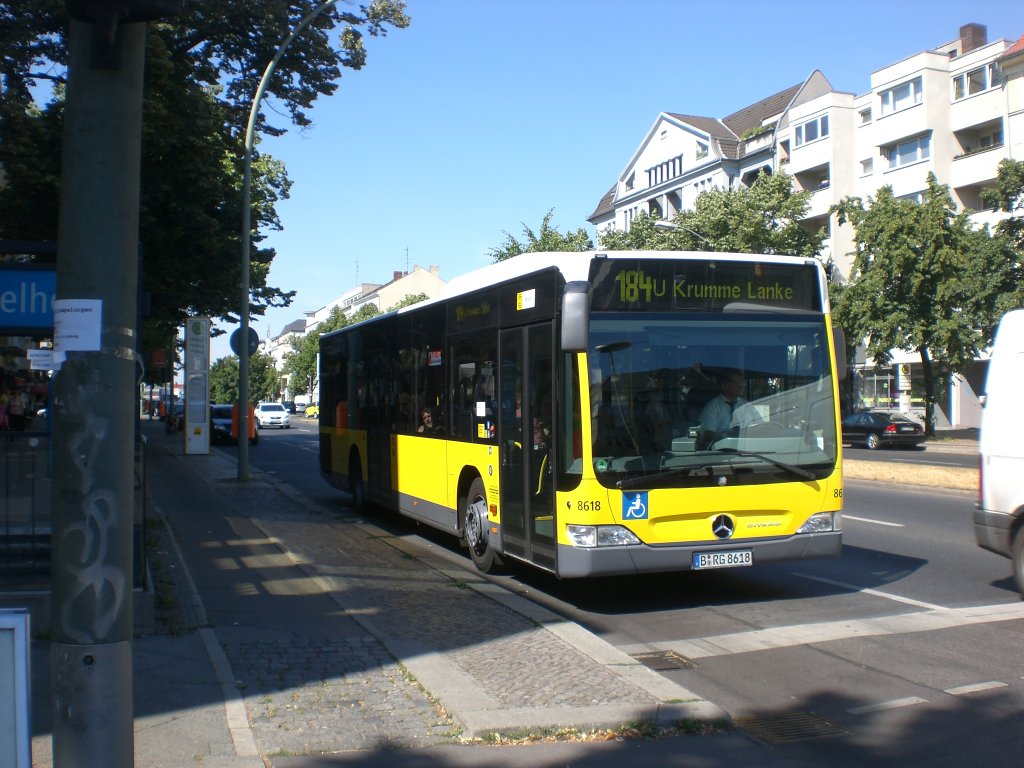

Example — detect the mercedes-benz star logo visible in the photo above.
[711,515,735,540]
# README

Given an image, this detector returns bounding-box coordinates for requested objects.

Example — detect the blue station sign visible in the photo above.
[0,267,56,333]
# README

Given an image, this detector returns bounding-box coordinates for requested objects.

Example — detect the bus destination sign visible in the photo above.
[589,259,822,313]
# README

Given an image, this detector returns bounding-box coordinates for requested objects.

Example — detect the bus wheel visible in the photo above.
[348,454,366,513]
[462,477,502,573]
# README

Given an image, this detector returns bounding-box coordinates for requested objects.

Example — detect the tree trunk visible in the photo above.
[919,346,936,437]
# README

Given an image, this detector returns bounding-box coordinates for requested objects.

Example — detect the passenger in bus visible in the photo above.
[698,369,763,447]
[698,370,747,441]
[533,406,550,450]
[417,407,436,434]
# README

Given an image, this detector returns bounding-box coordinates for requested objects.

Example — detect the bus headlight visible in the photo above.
[797,511,840,534]
[566,524,641,548]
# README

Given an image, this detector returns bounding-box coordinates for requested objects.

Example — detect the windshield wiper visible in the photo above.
[715,448,817,480]
[615,450,816,490]
[617,466,706,491]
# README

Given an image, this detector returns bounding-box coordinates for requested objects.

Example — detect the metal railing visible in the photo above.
[0,431,147,592]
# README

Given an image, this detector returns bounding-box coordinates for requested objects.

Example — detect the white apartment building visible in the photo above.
[303,264,445,331]
[589,22,1023,429]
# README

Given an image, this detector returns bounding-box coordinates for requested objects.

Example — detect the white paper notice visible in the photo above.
[27,349,53,370]
[53,299,103,353]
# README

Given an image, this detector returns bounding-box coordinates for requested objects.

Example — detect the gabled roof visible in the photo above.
[721,83,802,138]
[998,34,1024,61]
[588,81,806,224]
[588,184,616,222]
[279,319,306,336]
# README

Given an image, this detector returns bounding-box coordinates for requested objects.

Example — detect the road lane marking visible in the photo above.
[625,601,1024,660]
[843,515,904,527]
[944,681,1008,696]
[794,573,948,610]
[847,697,927,715]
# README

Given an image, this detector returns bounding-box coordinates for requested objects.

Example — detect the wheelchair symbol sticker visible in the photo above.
[622,491,648,520]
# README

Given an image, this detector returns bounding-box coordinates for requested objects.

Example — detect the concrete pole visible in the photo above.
[51,18,147,768]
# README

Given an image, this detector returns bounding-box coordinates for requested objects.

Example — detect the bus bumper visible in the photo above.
[555,531,842,579]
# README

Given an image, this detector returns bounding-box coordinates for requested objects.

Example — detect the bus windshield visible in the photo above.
[588,311,838,488]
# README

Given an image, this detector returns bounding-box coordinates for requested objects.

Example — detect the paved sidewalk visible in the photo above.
[26,421,728,767]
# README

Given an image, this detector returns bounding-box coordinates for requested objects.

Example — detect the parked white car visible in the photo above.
[254,401,290,429]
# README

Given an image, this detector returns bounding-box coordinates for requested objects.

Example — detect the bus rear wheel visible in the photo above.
[462,477,502,573]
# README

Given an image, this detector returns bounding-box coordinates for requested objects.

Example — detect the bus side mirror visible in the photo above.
[561,281,590,353]
[833,327,847,381]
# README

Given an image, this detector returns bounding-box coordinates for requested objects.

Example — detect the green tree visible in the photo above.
[982,158,1024,314]
[282,306,346,397]
[488,208,593,262]
[210,350,281,403]
[387,292,428,310]
[599,170,826,259]
[0,0,410,378]
[832,174,1002,435]
[210,356,241,404]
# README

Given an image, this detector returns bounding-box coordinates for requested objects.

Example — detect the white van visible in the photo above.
[975,308,1024,593]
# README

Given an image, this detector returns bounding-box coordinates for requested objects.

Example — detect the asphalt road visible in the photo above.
[231,419,1024,765]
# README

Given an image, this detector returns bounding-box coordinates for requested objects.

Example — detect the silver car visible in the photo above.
[254,402,290,429]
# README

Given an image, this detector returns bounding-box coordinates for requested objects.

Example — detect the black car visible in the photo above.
[210,403,258,445]
[842,411,925,450]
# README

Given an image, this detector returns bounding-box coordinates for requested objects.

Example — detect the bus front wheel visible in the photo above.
[462,477,502,573]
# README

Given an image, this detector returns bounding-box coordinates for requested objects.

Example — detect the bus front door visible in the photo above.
[499,323,555,570]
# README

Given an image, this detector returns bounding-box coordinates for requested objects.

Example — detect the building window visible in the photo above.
[794,114,829,147]
[645,154,685,188]
[978,127,1003,149]
[884,134,931,170]
[898,191,925,204]
[860,158,873,176]
[953,63,1002,100]
[859,108,872,125]
[879,77,923,116]
[696,141,708,160]
[625,172,634,191]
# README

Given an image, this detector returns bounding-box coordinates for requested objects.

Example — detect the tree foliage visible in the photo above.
[598,170,826,259]
[209,350,280,404]
[0,0,410,380]
[982,158,1024,314]
[488,208,593,262]
[831,173,1009,434]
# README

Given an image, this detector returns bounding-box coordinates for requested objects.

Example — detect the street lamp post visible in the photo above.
[652,218,715,247]
[238,0,339,480]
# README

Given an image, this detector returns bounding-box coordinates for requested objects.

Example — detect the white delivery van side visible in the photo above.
[975,309,1024,594]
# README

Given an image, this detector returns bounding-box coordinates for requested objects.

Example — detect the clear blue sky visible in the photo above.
[213,0,1024,361]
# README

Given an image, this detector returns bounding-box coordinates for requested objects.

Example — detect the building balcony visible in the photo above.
[805,186,835,219]
[951,144,1003,189]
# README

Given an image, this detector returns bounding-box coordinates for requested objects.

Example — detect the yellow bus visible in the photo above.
[319,251,845,577]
